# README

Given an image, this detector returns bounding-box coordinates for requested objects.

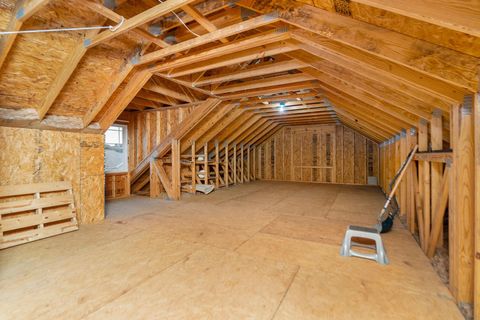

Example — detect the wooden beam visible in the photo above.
[97,69,152,131]
[280,5,477,93]
[149,30,291,74]
[224,142,229,187]
[84,1,170,48]
[303,67,432,121]
[181,4,228,43]
[194,60,306,86]
[294,36,454,110]
[220,81,320,100]
[213,73,314,94]
[426,166,450,258]
[138,14,281,65]
[430,109,444,247]
[291,51,440,118]
[171,139,181,200]
[144,79,194,102]
[85,0,196,48]
[414,151,453,163]
[291,29,466,102]
[317,78,418,128]
[150,159,162,198]
[348,0,480,57]
[0,0,50,71]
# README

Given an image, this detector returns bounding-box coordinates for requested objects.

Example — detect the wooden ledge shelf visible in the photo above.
[414,151,453,163]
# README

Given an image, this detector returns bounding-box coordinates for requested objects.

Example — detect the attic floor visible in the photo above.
[0,181,463,319]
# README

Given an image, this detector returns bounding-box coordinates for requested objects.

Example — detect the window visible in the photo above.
[104,124,128,173]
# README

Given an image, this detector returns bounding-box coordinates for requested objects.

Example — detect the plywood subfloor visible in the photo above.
[0,181,463,319]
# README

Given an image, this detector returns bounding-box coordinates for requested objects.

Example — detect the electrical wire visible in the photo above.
[0,16,125,35]
[158,0,200,37]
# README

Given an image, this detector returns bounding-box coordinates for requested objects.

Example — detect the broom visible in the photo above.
[375,145,418,233]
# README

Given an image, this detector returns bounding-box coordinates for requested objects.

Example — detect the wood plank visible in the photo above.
[426,166,450,258]
[0,181,71,197]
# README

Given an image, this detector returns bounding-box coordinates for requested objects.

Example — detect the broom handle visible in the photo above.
[378,145,418,221]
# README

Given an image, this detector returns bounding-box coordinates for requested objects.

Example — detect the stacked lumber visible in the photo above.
[0,181,78,249]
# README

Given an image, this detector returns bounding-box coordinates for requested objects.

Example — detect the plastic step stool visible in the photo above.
[340,225,389,265]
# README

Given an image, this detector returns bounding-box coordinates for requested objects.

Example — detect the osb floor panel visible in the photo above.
[0,181,463,320]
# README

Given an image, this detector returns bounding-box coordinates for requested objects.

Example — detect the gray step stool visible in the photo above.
[340,225,389,265]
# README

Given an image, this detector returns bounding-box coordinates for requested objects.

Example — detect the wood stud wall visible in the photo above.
[255,125,379,185]
[379,94,479,312]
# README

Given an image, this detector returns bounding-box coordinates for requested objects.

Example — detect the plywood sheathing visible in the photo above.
[0,1,104,112]
[0,181,464,319]
[0,126,104,224]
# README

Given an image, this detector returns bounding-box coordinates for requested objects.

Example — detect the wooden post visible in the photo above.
[191,141,196,194]
[204,142,209,185]
[400,129,407,216]
[408,128,417,233]
[451,97,475,304]
[418,119,430,250]
[150,159,161,198]
[171,139,181,200]
[431,109,444,247]
[240,144,244,183]
[225,142,229,187]
[233,144,237,184]
[253,146,256,181]
[247,145,251,182]
[449,103,460,297]
[215,141,220,188]
[473,92,479,320]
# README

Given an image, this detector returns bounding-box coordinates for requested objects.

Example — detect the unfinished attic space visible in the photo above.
[1,0,480,319]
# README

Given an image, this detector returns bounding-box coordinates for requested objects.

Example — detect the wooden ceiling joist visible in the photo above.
[85,0,196,48]
[212,73,314,94]
[151,33,293,75]
[181,4,229,44]
[194,59,306,86]
[220,80,320,100]
[84,1,170,48]
[290,30,467,102]
[268,4,479,93]
[138,13,281,65]
[346,0,480,57]
[293,41,454,110]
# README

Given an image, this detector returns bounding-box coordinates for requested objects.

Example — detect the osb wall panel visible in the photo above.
[256,125,379,185]
[0,127,104,224]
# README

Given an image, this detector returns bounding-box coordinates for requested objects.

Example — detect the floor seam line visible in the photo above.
[78,248,202,320]
[269,265,300,320]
